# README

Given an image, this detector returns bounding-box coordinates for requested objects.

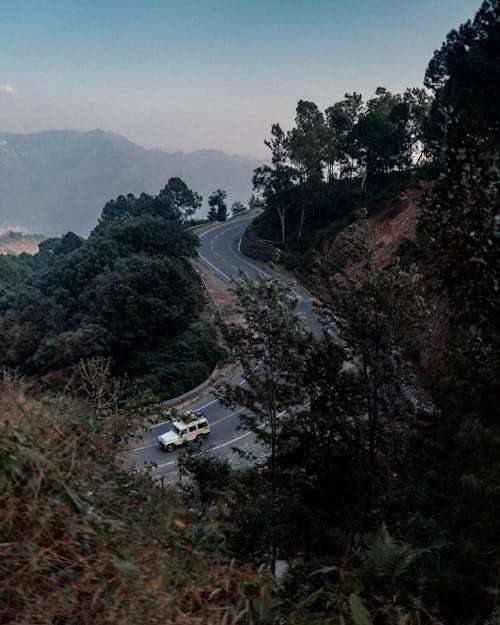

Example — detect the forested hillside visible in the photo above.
[0,177,220,398]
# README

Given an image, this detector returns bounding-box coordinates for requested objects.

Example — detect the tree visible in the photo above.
[286,101,326,240]
[325,92,364,180]
[316,212,428,522]
[98,177,202,225]
[350,88,402,188]
[90,254,202,354]
[157,177,202,220]
[399,88,431,168]
[217,273,311,573]
[416,6,500,616]
[253,124,298,243]
[288,100,325,182]
[248,194,265,211]
[424,0,500,157]
[274,335,366,552]
[208,189,227,221]
[231,200,246,216]
[178,449,232,514]
[79,356,125,418]
[89,214,198,262]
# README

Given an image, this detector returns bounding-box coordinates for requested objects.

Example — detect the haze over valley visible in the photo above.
[0,129,260,235]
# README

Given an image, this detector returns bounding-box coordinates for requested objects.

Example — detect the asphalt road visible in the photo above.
[127,215,320,477]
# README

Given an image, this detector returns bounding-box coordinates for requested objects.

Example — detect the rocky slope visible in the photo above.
[321,183,451,374]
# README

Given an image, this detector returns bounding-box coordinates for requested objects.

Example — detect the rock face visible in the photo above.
[0,130,262,235]
[240,224,278,262]
[322,183,451,375]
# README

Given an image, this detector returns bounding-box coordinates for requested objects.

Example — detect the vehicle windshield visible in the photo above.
[172,425,181,435]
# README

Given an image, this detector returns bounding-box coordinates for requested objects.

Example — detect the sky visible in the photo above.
[0,0,482,158]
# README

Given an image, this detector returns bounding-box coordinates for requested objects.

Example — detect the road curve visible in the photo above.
[127,215,319,477]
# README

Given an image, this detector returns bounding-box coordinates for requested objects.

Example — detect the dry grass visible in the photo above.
[0,376,273,625]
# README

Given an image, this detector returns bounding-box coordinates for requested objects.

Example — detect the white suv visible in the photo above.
[158,411,210,451]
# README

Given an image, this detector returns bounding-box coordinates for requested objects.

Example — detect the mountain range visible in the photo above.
[0,129,262,235]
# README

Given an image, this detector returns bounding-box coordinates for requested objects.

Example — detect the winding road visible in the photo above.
[127,215,319,478]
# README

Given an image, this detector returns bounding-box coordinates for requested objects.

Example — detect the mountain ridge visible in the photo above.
[0,129,262,235]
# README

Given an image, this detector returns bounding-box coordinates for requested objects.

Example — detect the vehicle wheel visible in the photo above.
[166,443,175,452]
[202,432,209,437]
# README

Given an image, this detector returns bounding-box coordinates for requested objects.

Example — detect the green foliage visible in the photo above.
[0,253,32,285]
[90,213,198,258]
[90,254,202,352]
[208,188,228,221]
[231,200,247,216]
[179,448,232,512]
[252,86,430,247]
[253,123,298,242]
[98,177,202,225]
[0,179,218,399]
[420,143,499,332]
[424,0,499,156]
[279,251,298,270]
[274,337,365,550]
[315,213,428,522]
[411,3,500,621]
[484,609,500,625]
[126,321,221,399]
[360,524,420,584]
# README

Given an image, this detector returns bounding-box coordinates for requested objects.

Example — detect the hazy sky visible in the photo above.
[1,0,481,158]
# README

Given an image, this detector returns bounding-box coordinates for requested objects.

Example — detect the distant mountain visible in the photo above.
[0,130,263,235]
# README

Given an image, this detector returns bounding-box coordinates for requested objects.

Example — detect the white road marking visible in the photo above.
[209,431,252,451]
[155,459,176,469]
[198,217,253,240]
[197,250,231,281]
[230,229,304,299]
[236,252,273,279]
[134,441,160,451]
[133,217,314,473]
[210,407,244,426]
[196,398,220,410]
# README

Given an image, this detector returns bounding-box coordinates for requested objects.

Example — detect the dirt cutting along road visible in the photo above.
[127,215,320,478]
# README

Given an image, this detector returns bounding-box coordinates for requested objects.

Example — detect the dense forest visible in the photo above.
[0,177,220,398]
[1,2,499,624]
[225,2,498,621]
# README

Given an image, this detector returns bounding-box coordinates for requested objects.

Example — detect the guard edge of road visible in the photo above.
[162,363,220,408]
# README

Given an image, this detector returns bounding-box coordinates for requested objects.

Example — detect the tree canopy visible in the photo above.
[0,179,218,397]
